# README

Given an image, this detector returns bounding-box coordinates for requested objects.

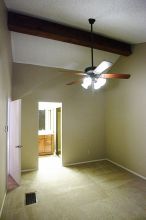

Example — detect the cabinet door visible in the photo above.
[44,135,53,154]
[38,134,54,155]
[39,135,45,154]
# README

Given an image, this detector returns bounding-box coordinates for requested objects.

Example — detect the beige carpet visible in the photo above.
[1,156,146,220]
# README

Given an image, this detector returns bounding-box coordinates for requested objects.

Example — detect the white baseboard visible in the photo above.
[22,159,146,180]
[107,159,146,180]
[0,192,6,218]
[63,158,106,167]
[21,169,36,173]
[63,158,146,180]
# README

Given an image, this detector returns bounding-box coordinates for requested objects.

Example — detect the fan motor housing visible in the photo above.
[84,66,96,77]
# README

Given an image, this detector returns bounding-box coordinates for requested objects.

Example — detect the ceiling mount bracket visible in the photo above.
[88,18,96,25]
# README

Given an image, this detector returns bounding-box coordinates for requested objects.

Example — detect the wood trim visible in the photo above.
[7,11,132,56]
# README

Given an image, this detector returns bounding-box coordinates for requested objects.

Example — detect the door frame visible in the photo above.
[37,102,62,160]
[56,107,62,156]
[6,98,11,189]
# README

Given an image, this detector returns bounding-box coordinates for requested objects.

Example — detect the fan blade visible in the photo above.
[65,70,86,76]
[74,72,86,76]
[66,78,83,85]
[101,73,131,79]
[93,61,112,75]
[61,69,86,76]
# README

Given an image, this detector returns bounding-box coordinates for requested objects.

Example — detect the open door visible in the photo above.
[9,99,22,185]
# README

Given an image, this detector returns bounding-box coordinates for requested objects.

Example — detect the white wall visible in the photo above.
[105,43,146,177]
[12,63,106,169]
[0,0,12,215]
[12,39,146,178]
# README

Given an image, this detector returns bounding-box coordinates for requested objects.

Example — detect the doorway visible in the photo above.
[38,102,62,160]
[7,99,22,191]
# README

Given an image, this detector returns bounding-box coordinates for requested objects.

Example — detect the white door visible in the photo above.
[9,99,21,185]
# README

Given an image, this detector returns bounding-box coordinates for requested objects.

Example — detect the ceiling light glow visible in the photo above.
[81,77,92,89]
[94,78,106,90]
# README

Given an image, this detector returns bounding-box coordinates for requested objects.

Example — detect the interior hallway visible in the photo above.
[1,156,146,220]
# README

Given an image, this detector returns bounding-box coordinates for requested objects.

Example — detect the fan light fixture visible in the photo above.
[81,75,107,90]
[66,19,131,88]
[81,60,112,90]
[81,19,112,90]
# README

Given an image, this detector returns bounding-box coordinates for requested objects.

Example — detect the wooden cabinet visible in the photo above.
[38,134,54,155]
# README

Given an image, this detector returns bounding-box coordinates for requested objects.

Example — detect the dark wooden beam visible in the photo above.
[8,11,132,56]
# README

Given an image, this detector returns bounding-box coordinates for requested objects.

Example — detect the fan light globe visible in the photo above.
[81,83,88,89]
[94,78,106,90]
[81,77,92,89]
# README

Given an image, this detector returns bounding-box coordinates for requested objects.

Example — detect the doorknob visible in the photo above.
[16,145,23,148]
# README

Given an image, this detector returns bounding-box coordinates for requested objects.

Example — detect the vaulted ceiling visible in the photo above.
[4,0,146,71]
[5,0,146,43]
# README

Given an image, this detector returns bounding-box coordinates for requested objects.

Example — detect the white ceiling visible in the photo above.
[4,0,146,72]
[11,32,119,71]
[5,0,146,43]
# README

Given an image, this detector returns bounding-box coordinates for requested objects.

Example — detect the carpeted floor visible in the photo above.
[1,156,146,220]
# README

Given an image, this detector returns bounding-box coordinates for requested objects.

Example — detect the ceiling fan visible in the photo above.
[67,18,131,89]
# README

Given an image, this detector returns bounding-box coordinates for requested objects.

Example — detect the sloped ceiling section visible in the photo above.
[5,0,146,44]
[7,0,146,72]
[11,32,119,71]
[7,11,131,56]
